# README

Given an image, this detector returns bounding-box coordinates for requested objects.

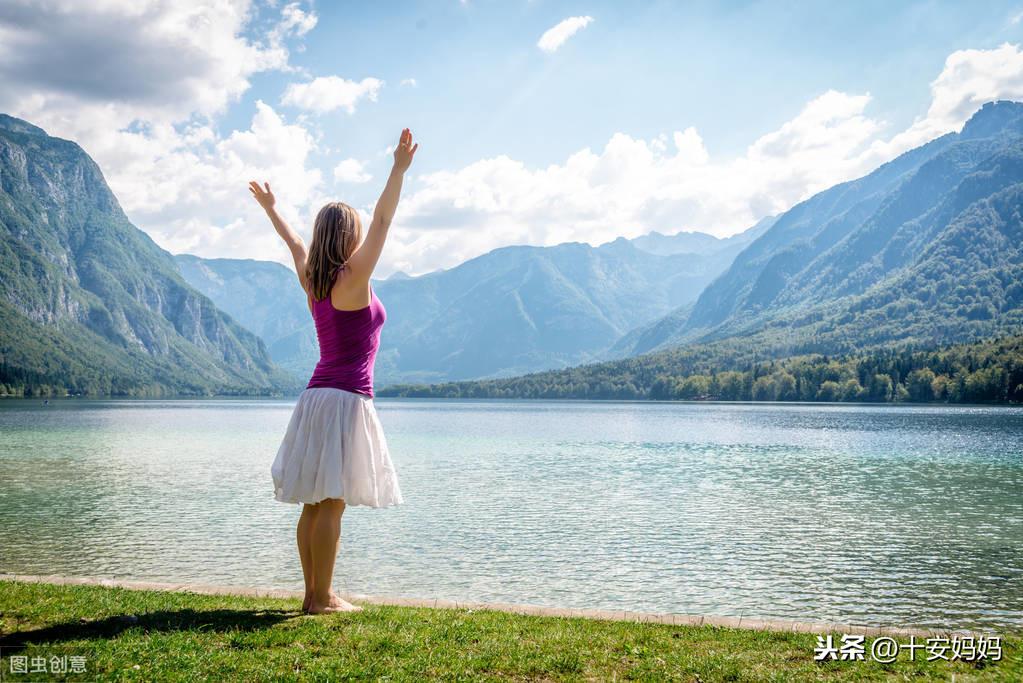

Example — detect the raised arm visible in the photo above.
[249,181,310,293]
[345,128,418,281]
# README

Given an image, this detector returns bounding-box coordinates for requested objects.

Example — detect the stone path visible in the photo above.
[0,573,964,638]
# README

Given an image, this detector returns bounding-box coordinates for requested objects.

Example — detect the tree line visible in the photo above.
[379,334,1023,404]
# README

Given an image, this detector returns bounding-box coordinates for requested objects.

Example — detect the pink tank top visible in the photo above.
[306,277,386,398]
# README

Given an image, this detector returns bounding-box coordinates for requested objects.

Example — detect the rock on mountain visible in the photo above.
[0,114,294,396]
[174,254,317,378]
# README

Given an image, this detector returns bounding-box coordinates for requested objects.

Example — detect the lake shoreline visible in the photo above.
[0,573,987,638]
[6,579,1013,681]
[2,394,1021,408]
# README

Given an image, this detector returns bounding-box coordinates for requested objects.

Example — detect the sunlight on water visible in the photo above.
[1,398,1021,630]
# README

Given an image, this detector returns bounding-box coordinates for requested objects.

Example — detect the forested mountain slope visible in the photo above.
[380,102,1023,401]
[0,114,294,396]
[628,101,1023,355]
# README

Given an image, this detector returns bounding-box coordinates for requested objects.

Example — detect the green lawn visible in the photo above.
[0,581,1017,681]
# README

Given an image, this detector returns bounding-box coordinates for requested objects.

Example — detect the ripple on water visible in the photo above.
[0,399,1021,630]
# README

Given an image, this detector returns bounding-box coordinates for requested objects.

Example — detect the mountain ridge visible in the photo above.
[626,100,1023,355]
[176,218,769,384]
[376,100,1023,399]
[0,113,295,396]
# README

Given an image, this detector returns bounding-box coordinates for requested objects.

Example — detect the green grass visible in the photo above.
[0,581,1018,681]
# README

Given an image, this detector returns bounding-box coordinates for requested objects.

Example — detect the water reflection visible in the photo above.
[1,398,1021,630]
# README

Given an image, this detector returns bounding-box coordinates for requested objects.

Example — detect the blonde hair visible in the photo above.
[306,202,362,301]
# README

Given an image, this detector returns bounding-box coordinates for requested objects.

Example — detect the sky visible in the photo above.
[2,1,1023,277]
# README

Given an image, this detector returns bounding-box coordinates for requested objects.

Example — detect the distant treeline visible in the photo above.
[0,358,288,399]
[379,334,1023,404]
[0,303,299,398]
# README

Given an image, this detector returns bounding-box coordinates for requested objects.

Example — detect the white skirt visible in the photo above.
[271,387,404,507]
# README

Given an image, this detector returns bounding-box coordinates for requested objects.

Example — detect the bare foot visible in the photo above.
[302,591,312,613]
[328,591,364,612]
[307,592,363,614]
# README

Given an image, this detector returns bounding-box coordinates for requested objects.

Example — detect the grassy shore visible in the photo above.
[0,581,1018,681]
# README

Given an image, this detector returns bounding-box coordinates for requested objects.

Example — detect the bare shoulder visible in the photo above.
[329,267,372,311]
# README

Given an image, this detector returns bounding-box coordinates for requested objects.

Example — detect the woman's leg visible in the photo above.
[297,504,318,611]
[307,498,362,613]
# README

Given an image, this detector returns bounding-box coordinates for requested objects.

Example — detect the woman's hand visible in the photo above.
[251,180,308,291]
[349,129,417,280]
[392,128,419,174]
[249,181,276,212]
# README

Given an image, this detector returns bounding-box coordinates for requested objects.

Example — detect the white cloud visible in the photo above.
[0,0,295,119]
[379,45,1023,276]
[381,90,885,273]
[878,43,1023,154]
[3,1,1022,282]
[537,16,593,53]
[281,75,384,114]
[0,1,325,265]
[97,100,325,261]
[272,2,318,42]
[334,158,372,183]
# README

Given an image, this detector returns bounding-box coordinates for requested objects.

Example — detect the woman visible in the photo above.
[249,128,418,614]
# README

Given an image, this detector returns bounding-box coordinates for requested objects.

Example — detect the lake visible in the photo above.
[0,398,1020,631]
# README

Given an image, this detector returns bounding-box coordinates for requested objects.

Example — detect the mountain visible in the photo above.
[177,221,766,385]
[379,100,1023,401]
[629,230,723,256]
[625,100,1023,356]
[628,214,777,257]
[174,254,317,378]
[607,215,778,356]
[0,114,294,396]
[372,239,721,383]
